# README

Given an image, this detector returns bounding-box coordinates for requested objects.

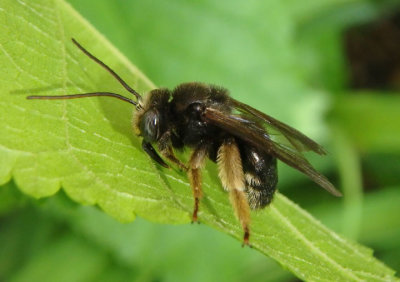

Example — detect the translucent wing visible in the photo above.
[231,99,326,155]
[204,104,342,197]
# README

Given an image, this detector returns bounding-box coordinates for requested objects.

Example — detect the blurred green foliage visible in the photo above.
[1,0,400,281]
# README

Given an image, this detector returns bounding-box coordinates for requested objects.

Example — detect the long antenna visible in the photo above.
[71,38,142,101]
[72,38,142,101]
[27,92,137,105]
[27,39,143,105]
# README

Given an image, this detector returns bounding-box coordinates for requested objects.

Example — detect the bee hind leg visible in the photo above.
[217,138,251,246]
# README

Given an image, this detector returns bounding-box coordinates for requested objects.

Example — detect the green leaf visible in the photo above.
[311,186,400,249]
[0,0,397,281]
[37,192,295,282]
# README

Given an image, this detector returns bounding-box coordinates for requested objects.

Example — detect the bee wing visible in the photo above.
[204,106,342,197]
[230,99,326,155]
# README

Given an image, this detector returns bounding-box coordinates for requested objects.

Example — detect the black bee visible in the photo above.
[28,39,342,245]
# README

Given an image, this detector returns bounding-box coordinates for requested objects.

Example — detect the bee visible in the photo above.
[28,39,342,245]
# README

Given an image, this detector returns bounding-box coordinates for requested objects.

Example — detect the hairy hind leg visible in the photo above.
[217,138,251,246]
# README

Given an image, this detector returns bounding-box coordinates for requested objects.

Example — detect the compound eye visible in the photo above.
[140,109,160,142]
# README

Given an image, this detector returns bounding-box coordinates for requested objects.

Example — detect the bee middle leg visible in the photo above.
[188,145,208,223]
[217,138,251,246]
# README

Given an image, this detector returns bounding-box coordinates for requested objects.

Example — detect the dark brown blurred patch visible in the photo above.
[345,11,400,91]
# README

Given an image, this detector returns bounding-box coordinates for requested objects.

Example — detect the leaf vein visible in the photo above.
[0,43,48,85]
[270,205,363,281]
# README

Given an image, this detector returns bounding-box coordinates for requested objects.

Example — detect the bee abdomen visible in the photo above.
[239,143,278,210]
[244,172,277,209]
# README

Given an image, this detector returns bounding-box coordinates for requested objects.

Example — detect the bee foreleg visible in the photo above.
[188,145,208,223]
[142,141,169,168]
[217,138,251,246]
[157,131,188,171]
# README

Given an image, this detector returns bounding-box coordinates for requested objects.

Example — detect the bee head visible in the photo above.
[134,88,171,142]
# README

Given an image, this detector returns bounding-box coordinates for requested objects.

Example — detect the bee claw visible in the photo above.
[241,229,250,247]
[242,242,253,248]
[191,212,199,224]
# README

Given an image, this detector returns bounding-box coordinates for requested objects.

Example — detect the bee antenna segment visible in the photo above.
[71,38,142,101]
